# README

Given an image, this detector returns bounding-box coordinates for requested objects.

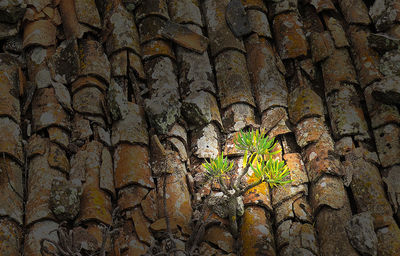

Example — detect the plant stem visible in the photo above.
[227,198,238,238]
[238,179,263,196]
[218,176,229,194]
[233,153,256,192]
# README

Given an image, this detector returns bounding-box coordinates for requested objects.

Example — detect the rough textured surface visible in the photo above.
[1,1,400,255]
[49,179,81,221]
[345,212,378,256]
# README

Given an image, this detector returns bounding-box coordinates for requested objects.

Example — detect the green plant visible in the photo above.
[202,129,292,237]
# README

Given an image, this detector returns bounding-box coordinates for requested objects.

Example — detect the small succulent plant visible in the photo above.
[203,129,292,237]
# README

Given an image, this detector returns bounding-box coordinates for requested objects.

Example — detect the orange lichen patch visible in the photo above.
[132,208,153,245]
[347,26,382,88]
[118,186,148,212]
[128,52,146,80]
[71,76,107,94]
[273,12,308,60]
[77,185,112,225]
[0,117,24,164]
[141,40,176,61]
[0,218,22,256]
[215,50,255,109]
[288,86,324,125]
[204,225,235,253]
[202,0,246,57]
[0,70,21,124]
[243,168,273,211]
[79,39,111,85]
[23,19,56,49]
[31,87,70,132]
[239,206,275,256]
[135,0,169,21]
[241,0,267,12]
[0,157,23,224]
[114,144,154,189]
[26,154,67,225]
